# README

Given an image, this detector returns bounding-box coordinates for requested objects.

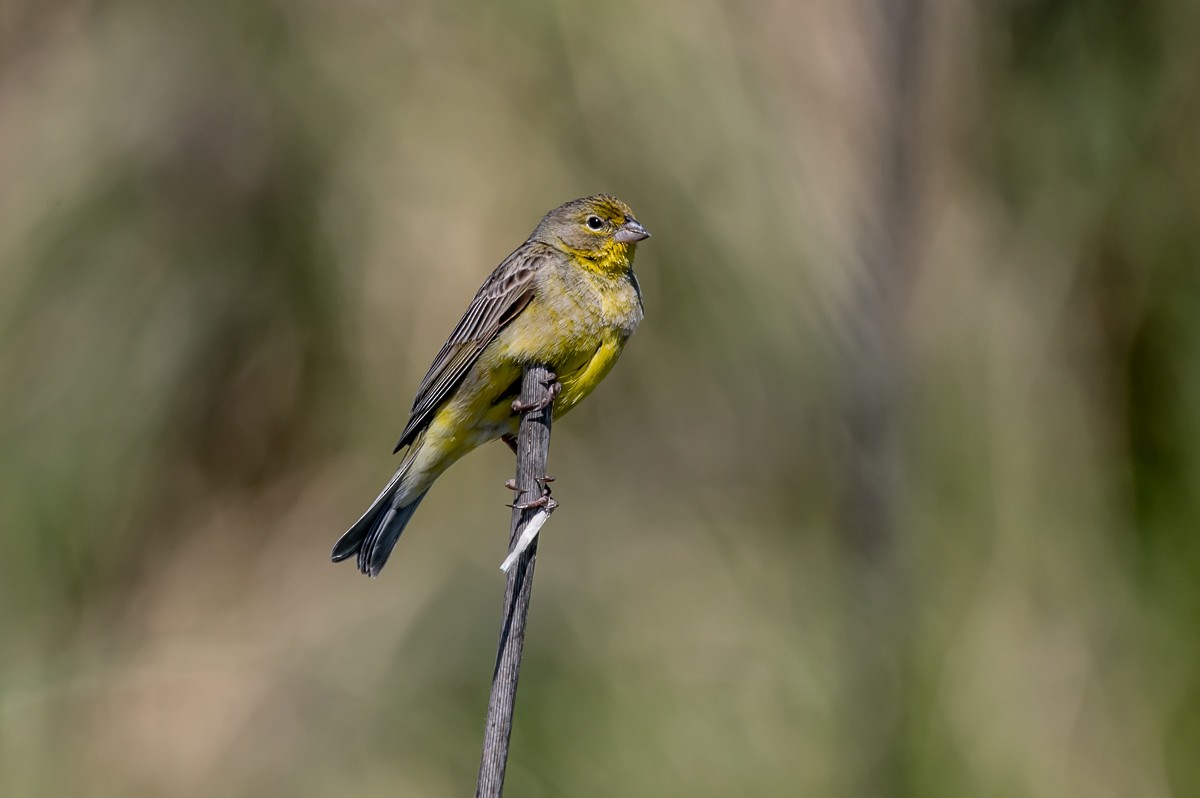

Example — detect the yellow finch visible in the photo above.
[333,195,650,576]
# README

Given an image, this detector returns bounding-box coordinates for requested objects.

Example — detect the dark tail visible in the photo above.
[332,488,429,578]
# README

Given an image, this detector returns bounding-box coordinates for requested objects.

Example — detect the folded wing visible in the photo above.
[393,244,545,452]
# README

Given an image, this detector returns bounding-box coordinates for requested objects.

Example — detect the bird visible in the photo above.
[332,195,650,577]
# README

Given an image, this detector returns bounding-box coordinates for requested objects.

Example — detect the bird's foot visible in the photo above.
[501,433,518,454]
[509,494,559,512]
[506,476,558,511]
[504,475,552,493]
[511,374,561,414]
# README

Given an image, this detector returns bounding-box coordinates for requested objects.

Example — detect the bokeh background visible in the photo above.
[3,1,1199,796]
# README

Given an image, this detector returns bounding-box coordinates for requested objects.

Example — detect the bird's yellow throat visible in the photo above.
[557,238,637,277]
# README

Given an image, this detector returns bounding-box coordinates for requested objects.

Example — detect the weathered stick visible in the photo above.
[475,364,555,798]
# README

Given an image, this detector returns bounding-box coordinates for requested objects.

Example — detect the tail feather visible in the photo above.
[362,493,427,576]
[332,470,429,577]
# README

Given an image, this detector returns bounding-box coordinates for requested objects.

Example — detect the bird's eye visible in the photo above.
[586,215,604,230]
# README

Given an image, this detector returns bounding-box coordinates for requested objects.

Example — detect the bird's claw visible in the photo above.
[511,375,562,414]
[508,494,559,512]
[505,476,558,511]
[504,474,551,493]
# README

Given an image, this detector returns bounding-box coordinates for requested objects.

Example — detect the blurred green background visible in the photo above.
[3,1,1200,796]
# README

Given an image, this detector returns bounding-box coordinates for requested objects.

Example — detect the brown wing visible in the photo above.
[392,243,547,452]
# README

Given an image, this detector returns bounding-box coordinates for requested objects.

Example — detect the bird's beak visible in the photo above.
[614,219,651,243]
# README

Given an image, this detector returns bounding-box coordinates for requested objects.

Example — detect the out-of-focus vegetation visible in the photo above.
[2,1,1199,795]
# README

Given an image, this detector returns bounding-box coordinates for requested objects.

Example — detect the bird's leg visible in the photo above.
[511,372,562,413]
[544,375,563,404]
[507,370,559,506]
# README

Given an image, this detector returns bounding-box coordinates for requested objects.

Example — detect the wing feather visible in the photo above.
[392,244,545,452]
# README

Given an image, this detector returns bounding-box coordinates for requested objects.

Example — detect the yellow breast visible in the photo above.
[553,332,628,415]
[491,255,642,418]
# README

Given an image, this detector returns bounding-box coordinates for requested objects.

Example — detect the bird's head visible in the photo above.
[531,194,650,274]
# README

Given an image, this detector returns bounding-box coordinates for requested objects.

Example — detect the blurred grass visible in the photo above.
[2,0,1199,796]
